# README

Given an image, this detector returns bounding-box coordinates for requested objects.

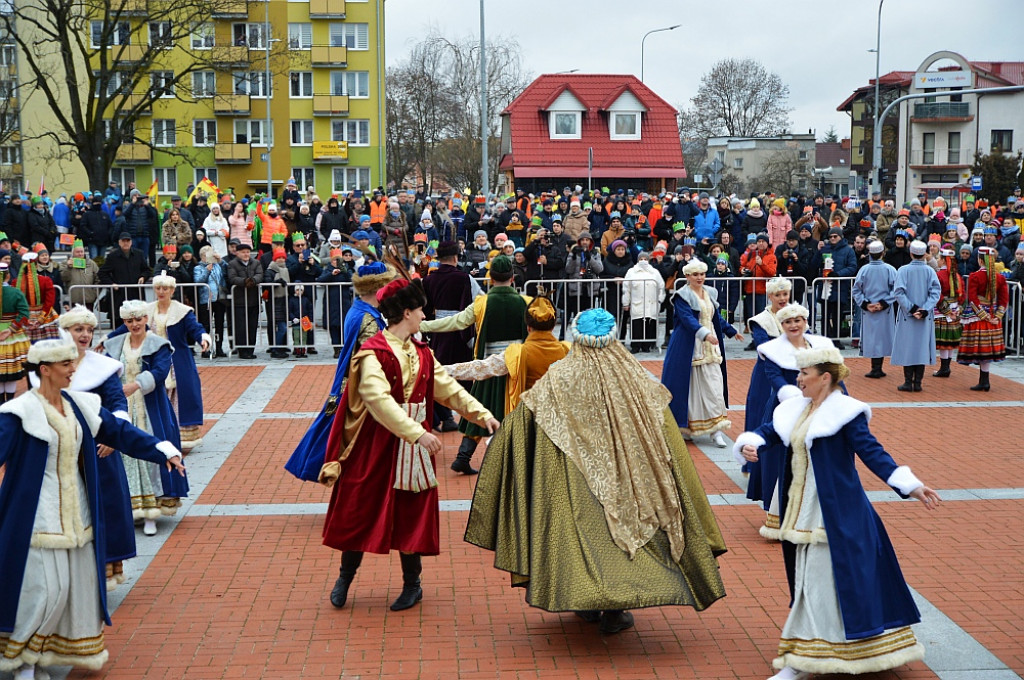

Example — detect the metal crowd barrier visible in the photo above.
[809,276,859,348]
[1007,281,1022,358]
[250,281,353,355]
[672,275,810,328]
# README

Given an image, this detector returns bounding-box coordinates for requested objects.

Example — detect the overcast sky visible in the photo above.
[383,0,1019,141]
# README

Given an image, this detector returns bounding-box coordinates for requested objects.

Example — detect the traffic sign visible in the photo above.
[260,153,269,162]
[969,176,983,191]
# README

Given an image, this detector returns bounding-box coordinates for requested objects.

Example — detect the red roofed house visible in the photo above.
[498,74,686,194]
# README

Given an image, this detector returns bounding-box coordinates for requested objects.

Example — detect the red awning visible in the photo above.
[512,166,686,179]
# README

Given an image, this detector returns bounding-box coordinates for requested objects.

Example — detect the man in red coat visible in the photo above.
[318,279,498,611]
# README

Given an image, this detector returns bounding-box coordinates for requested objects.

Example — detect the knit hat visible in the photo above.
[489,254,513,274]
[756,233,770,243]
[749,198,760,209]
[799,222,812,232]
[609,239,627,252]
[746,233,757,244]
[473,230,488,240]
[328,229,342,243]
[352,229,370,240]
[934,211,946,221]
[959,243,973,253]
[180,245,193,254]
[828,226,844,238]
[652,241,667,254]
[576,231,593,242]
[272,247,287,260]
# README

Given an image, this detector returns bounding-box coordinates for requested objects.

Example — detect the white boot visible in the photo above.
[768,667,811,680]
[712,432,728,448]
[143,519,157,536]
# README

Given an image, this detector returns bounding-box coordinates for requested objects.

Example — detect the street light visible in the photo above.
[554,69,579,75]
[871,0,884,196]
[640,24,680,82]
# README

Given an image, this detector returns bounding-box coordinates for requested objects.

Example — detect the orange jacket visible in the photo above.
[739,249,777,293]
[256,202,287,245]
[368,198,387,225]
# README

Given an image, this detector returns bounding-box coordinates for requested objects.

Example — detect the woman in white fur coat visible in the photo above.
[736,345,940,680]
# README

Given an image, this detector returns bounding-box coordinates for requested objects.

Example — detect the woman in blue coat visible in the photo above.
[0,339,185,678]
[106,274,210,450]
[102,300,189,536]
[736,346,939,680]
[661,259,742,448]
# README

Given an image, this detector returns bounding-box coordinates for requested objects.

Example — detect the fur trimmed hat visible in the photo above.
[119,299,149,320]
[59,304,98,329]
[352,262,397,297]
[152,273,177,289]
[795,345,844,368]
[682,259,708,275]
[765,277,792,295]
[26,339,78,364]
[775,303,810,324]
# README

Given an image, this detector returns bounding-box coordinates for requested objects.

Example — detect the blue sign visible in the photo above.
[970,176,983,191]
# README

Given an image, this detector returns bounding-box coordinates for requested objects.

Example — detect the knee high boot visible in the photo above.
[897,366,915,392]
[970,371,991,392]
[865,357,886,378]
[329,551,363,608]
[913,365,925,391]
[390,553,423,611]
[450,437,479,475]
[933,357,952,377]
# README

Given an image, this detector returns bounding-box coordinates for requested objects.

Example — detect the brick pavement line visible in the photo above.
[689,434,1021,680]
[726,400,1024,411]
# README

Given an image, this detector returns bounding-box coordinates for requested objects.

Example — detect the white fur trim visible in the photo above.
[682,260,707,275]
[26,340,78,364]
[156,440,182,460]
[794,344,844,368]
[775,303,810,324]
[765,277,792,295]
[759,525,781,541]
[3,649,110,673]
[0,390,102,443]
[135,371,156,395]
[749,307,783,338]
[112,409,130,421]
[142,299,194,327]
[132,507,160,520]
[71,351,124,392]
[733,432,766,465]
[758,334,835,370]
[771,391,871,450]
[773,642,924,674]
[59,304,98,329]
[200,332,212,348]
[777,384,803,402]
[152,274,177,289]
[886,465,923,496]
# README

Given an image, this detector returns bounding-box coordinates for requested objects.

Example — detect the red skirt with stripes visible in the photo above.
[957,319,1005,364]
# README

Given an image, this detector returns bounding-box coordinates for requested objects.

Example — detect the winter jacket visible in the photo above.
[621,261,665,320]
[562,211,590,241]
[79,203,115,249]
[194,259,228,304]
[693,207,720,242]
[227,256,263,307]
[742,209,768,236]
[1,203,29,245]
[61,258,101,305]
[123,201,158,240]
[162,219,193,248]
[818,237,857,301]
[739,249,778,294]
[766,210,793,247]
[27,207,57,247]
[98,246,152,285]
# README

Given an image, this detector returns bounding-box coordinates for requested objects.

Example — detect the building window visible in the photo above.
[234,71,271,97]
[292,167,315,193]
[333,166,370,193]
[234,119,272,147]
[91,21,130,48]
[0,146,20,164]
[191,22,214,49]
[148,21,173,48]
[0,80,16,99]
[329,23,369,50]
[150,71,175,98]
[193,120,216,146]
[922,132,935,164]
[330,71,368,98]
[288,23,312,49]
[232,23,266,49]
[153,168,177,195]
[109,168,136,189]
[0,44,17,66]
[194,168,218,186]
[104,118,135,143]
[549,111,580,139]
[96,70,132,97]
[192,71,215,98]
[991,130,1013,153]
[290,71,313,98]
[610,112,640,140]
[152,119,176,147]
[331,119,369,146]
[733,157,743,170]
[290,120,313,146]
[947,131,961,165]
[798,150,808,161]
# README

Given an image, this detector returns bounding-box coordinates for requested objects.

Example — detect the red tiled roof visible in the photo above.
[837,63,1024,111]
[836,71,914,111]
[815,142,850,169]
[502,74,685,178]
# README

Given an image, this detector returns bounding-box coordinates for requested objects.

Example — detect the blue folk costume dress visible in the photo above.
[285,297,385,481]
[0,390,180,672]
[741,304,784,477]
[106,300,209,449]
[662,284,738,437]
[735,391,925,675]
[745,333,836,539]
[102,332,188,517]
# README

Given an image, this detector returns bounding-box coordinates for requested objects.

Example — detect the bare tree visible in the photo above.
[2,0,287,189]
[679,58,791,146]
[755,149,808,196]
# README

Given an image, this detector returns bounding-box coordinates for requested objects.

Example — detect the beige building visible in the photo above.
[705,133,816,196]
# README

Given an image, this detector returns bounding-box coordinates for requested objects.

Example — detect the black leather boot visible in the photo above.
[970,371,991,392]
[450,437,479,475]
[912,365,924,392]
[599,610,635,634]
[390,553,423,611]
[933,358,951,377]
[897,367,915,392]
[865,357,886,378]
[330,551,363,608]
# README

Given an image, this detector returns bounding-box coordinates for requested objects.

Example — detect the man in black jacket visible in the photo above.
[79,195,115,258]
[522,226,567,296]
[1,195,29,246]
[98,232,152,326]
[227,242,263,358]
[122,190,159,267]
[27,197,57,249]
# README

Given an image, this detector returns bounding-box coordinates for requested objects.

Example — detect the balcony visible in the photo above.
[312,140,349,163]
[111,43,146,63]
[0,163,23,176]
[211,45,249,67]
[311,45,347,67]
[106,92,151,115]
[912,102,973,122]
[215,142,251,164]
[110,0,147,16]
[312,93,349,116]
[115,144,152,164]
[213,93,251,115]
[309,0,345,18]
[908,148,972,168]
[212,0,247,18]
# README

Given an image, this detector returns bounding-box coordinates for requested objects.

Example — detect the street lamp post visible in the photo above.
[871,0,884,197]
[264,0,275,199]
[640,24,680,82]
[479,0,488,199]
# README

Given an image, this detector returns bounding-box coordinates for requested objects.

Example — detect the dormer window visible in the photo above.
[550,111,581,139]
[611,112,640,140]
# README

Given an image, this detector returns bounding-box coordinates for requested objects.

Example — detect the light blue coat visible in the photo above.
[890,259,941,366]
[852,259,897,358]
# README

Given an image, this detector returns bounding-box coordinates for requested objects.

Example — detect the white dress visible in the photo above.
[119,340,163,519]
[683,292,730,437]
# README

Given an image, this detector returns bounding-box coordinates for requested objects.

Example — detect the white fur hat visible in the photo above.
[152,273,177,289]
[26,339,78,364]
[765,277,792,295]
[682,260,708,275]
[59,304,98,329]
[868,239,885,254]
[795,345,844,368]
[909,240,927,256]
[775,303,810,324]
[119,299,149,320]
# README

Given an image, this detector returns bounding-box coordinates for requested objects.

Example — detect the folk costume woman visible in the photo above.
[736,347,939,680]
[106,274,210,450]
[661,259,743,448]
[745,304,836,540]
[933,246,966,378]
[318,279,498,612]
[957,246,1009,391]
[16,249,61,344]
[0,340,185,680]
[102,300,189,535]
[285,261,395,482]
[0,262,30,404]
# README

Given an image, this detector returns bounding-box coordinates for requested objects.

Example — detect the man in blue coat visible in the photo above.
[891,240,941,392]
[692,192,720,245]
[852,240,897,378]
[818,227,858,349]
